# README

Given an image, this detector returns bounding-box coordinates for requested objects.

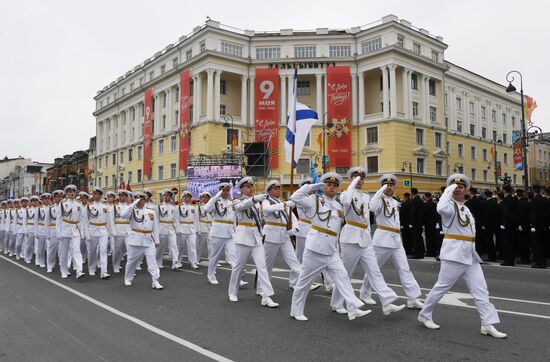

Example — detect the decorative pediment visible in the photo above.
[361,144,383,155]
[413,146,430,157]
[433,149,447,159]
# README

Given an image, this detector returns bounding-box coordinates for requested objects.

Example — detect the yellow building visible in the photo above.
[91,15,523,200]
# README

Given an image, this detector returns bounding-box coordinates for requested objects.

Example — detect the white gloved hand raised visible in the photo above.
[531,227,536,232]
[253,194,268,202]
[348,176,362,192]
[518,225,523,232]
[215,190,223,199]
[285,200,296,208]
[310,183,325,191]
[500,225,505,230]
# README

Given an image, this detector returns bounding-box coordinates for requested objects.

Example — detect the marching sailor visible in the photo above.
[418,174,506,338]
[156,190,179,269]
[46,190,63,272]
[120,192,163,290]
[78,191,91,265]
[14,198,27,260]
[35,193,51,268]
[8,200,17,257]
[228,177,278,308]
[175,190,199,269]
[330,168,405,316]
[0,201,7,253]
[112,189,131,273]
[362,173,424,310]
[290,173,370,322]
[196,191,213,264]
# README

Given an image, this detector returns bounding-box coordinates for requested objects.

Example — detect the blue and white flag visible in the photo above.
[285,69,318,167]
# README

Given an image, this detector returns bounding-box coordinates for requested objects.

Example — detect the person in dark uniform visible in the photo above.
[465,188,484,256]
[495,192,505,259]
[409,188,425,259]
[423,193,438,257]
[500,185,518,266]
[515,189,531,264]
[530,185,547,268]
[482,191,498,262]
[400,193,412,255]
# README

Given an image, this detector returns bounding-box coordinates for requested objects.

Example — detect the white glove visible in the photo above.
[500,225,505,230]
[215,190,223,199]
[446,183,458,192]
[286,229,295,236]
[377,184,388,194]
[409,224,413,228]
[435,223,440,230]
[285,200,296,208]
[310,183,324,191]
[348,176,361,191]
[531,227,536,232]
[518,225,523,232]
[253,194,267,202]
[481,226,486,230]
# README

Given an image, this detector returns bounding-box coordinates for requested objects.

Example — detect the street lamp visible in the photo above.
[321,112,334,174]
[492,138,503,189]
[223,114,234,158]
[401,161,413,189]
[505,70,529,189]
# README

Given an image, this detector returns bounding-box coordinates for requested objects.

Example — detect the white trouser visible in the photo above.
[15,233,25,257]
[35,235,47,266]
[2,231,8,253]
[208,236,234,281]
[9,232,17,255]
[177,233,197,264]
[23,233,35,262]
[59,236,83,277]
[125,245,159,284]
[46,236,59,270]
[331,244,398,309]
[295,236,334,285]
[108,235,115,253]
[362,245,421,302]
[88,235,109,274]
[196,232,209,261]
[80,237,87,263]
[419,260,500,326]
[112,235,127,270]
[263,240,302,288]
[228,243,274,298]
[0,230,4,251]
[291,249,364,317]
[157,233,178,267]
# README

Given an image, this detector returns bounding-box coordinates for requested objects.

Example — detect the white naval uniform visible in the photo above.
[261,197,301,288]
[112,203,129,272]
[8,208,17,256]
[156,202,179,267]
[1,209,9,253]
[290,185,364,317]
[331,185,398,309]
[82,201,115,275]
[55,198,84,277]
[196,203,212,262]
[203,194,236,282]
[228,196,274,298]
[0,209,6,253]
[24,207,37,263]
[35,206,48,267]
[45,204,59,271]
[120,200,160,284]
[362,186,422,302]
[175,202,198,265]
[14,207,28,259]
[419,185,500,326]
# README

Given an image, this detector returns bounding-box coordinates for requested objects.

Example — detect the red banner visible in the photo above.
[326,66,352,168]
[255,68,279,169]
[179,70,191,170]
[143,88,153,178]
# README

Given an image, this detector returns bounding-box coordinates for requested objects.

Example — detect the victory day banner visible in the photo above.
[326,65,352,168]
[143,88,153,178]
[512,131,523,170]
[255,68,279,169]
[179,69,191,170]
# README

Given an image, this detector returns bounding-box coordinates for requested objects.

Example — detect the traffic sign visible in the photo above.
[403,179,411,188]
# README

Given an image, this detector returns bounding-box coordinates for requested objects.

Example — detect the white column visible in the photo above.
[195,73,202,123]
[389,64,397,118]
[402,68,409,120]
[381,66,389,118]
[249,76,255,128]
[450,87,456,131]
[424,76,430,123]
[206,69,214,121]
[315,73,323,117]
[125,109,130,145]
[214,70,222,121]
[351,71,358,125]
[358,72,365,123]
[192,76,198,123]
[166,88,172,129]
[280,74,286,125]
[154,94,160,134]
[408,72,414,119]
[241,75,248,126]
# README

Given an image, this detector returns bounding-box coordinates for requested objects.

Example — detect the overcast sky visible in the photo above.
[1,0,548,163]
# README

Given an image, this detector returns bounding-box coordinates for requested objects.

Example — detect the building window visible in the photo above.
[470,124,475,136]
[429,106,437,123]
[458,165,464,174]
[458,144,464,158]
[170,135,177,152]
[221,41,243,57]
[256,47,280,60]
[512,116,516,128]
[172,57,178,68]
[329,45,351,57]
[482,127,487,139]
[447,141,451,154]
[471,168,477,180]
[491,110,496,122]
[294,45,316,58]
[220,104,226,115]
[502,113,507,125]
[149,71,154,81]
[199,40,206,53]
[435,160,443,176]
[411,74,418,90]
[481,106,487,118]
[296,159,309,174]
[170,163,177,179]
[367,156,378,173]
[413,43,421,54]
[186,49,193,60]
[456,97,462,111]
[119,151,124,163]
[397,34,404,47]
[483,148,488,161]
[416,128,424,145]
[98,177,101,187]
[429,80,436,96]
[297,81,310,96]
[127,171,132,184]
[220,80,227,95]
[137,145,142,160]
[137,169,142,183]
[431,50,439,62]
[226,129,239,147]
[361,37,382,54]
[435,132,442,148]
[471,146,476,160]
[158,139,164,155]
[158,166,164,180]
[503,133,507,144]
[444,93,448,108]
[457,120,463,133]
[105,176,108,187]
[366,126,378,144]
[483,169,488,181]
[412,101,419,117]
[98,158,102,169]
[161,115,166,130]
[416,158,425,173]
[160,64,166,74]
[112,152,116,166]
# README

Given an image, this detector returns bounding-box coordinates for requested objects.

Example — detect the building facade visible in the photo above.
[46,150,89,192]
[92,15,524,198]
[0,162,51,200]
[528,133,550,186]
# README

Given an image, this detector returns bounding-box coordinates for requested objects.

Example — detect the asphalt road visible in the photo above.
[0,252,549,362]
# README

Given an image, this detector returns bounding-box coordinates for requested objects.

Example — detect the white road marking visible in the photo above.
[0,255,234,362]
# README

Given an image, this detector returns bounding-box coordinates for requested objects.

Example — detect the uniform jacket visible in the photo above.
[120,199,159,247]
[370,187,402,249]
[56,198,83,238]
[234,196,263,247]
[156,202,177,236]
[175,202,198,234]
[197,203,213,234]
[262,196,297,244]
[83,201,115,238]
[340,187,371,248]
[203,195,235,239]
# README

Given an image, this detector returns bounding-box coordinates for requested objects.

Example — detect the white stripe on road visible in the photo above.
[0,255,233,362]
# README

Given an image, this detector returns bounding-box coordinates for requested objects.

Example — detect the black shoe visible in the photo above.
[435,256,440,262]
